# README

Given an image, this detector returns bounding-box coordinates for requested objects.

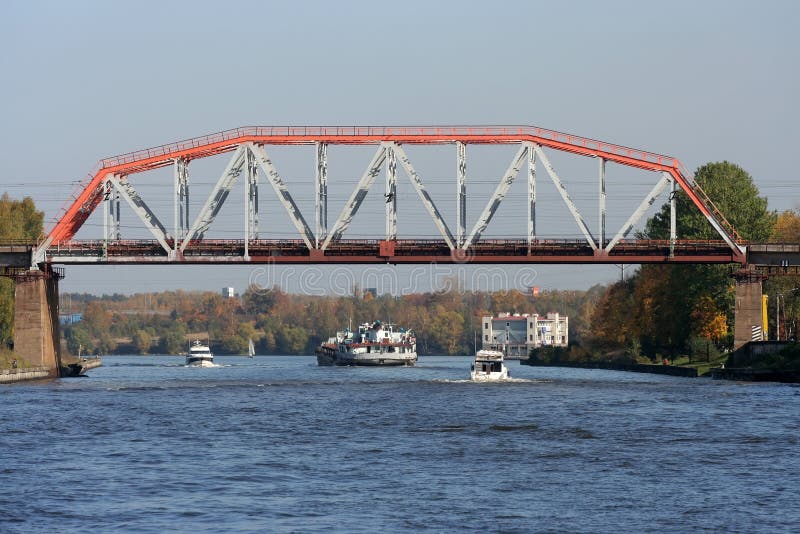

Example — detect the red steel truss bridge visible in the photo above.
[31,125,749,266]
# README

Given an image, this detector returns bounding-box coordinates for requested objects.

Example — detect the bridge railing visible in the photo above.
[95,125,682,172]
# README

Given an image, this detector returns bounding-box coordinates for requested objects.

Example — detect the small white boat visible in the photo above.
[248,338,255,358]
[186,340,214,367]
[471,349,510,381]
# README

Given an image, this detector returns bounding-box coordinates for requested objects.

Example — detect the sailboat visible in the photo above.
[248,338,255,358]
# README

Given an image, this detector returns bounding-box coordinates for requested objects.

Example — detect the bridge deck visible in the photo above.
[43,239,739,264]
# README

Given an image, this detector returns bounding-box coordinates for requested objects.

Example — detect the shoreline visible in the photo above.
[1,357,103,383]
[520,359,800,383]
[0,367,54,383]
[519,359,699,377]
[709,367,800,383]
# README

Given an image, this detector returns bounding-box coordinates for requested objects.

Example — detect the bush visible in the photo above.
[688,336,721,362]
[528,346,568,364]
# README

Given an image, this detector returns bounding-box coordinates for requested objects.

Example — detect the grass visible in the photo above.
[1,348,83,370]
[670,354,729,376]
[0,348,31,370]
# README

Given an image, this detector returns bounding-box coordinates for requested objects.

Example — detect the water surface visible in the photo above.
[1,356,798,532]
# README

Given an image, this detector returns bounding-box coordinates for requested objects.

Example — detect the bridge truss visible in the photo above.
[34,126,746,266]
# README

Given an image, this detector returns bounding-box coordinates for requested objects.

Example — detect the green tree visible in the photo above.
[0,193,44,241]
[159,323,187,354]
[0,193,45,347]
[221,334,248,354]
[276,325,309,354]
[65,324,95,355]
[595,162,775,355]
[645,161,774,242]
[133,329,153,354]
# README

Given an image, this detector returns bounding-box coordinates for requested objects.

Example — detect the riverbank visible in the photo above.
[710,367,800,383]
[0,366,54,383]
[714,341,800,383]
[1,349,102,382]
[520,359,698,377]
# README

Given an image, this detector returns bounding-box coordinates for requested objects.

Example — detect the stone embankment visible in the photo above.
[0,367,54,383]
[1,357,102,383]
[520,360,698,377]
[710,367,800,383]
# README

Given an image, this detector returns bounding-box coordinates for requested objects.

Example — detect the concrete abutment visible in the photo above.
[12,268,63,377]
[734,275,765,350]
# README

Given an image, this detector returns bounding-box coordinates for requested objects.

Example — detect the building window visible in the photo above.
[506,322,510,327]
[484,322,488,329]
[485,334,489,341]
[529,335,533,341]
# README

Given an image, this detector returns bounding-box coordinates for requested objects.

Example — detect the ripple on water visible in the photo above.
[1,354,798,533]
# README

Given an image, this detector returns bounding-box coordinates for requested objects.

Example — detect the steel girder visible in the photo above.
[315,142,328,248]
[464,144,529,249]
[32,125,747,266]
[173,157,189,249]
[247,143,315,249]
[181,144,247,252]
[322,144,388,250]
[106,174,173,256]
[456,141,467,247]
[393,143,456,250]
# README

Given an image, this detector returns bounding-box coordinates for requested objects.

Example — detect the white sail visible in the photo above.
[248,338,255,357]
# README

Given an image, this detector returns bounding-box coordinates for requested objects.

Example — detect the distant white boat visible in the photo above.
[248,338,255,358]
[470,349,510,381]
[186,340,214,367]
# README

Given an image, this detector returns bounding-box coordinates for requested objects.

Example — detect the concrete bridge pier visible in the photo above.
[734,272,767,350]
[13,267,63,377]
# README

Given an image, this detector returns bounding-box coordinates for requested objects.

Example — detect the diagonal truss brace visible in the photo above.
[321,143,456,251]
[464,144,529,249]
[106,174,173,256]
[391,143,456,249]
[604,171,671,252]
[322,144,388,250]
[247,143,315,250]
[533,145,597,250]
[181,144,247,252]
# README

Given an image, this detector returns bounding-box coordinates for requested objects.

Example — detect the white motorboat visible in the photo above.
[186,340,214,367]
[470,349,510,381]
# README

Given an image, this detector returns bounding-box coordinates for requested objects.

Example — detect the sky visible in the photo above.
[1,0,798,297]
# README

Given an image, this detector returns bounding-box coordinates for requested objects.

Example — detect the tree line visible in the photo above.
[61,285,603,356]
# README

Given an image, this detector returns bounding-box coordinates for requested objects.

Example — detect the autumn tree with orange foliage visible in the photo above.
[764,209,800,339]
[771,210,800,242]
[690,295,728,343]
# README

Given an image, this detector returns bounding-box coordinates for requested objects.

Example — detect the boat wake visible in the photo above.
[436,377,550,384]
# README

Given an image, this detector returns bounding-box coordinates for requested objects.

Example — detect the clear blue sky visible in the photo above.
[1,0,798,296]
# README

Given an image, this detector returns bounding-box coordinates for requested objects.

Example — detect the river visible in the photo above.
[1,355,798,533]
